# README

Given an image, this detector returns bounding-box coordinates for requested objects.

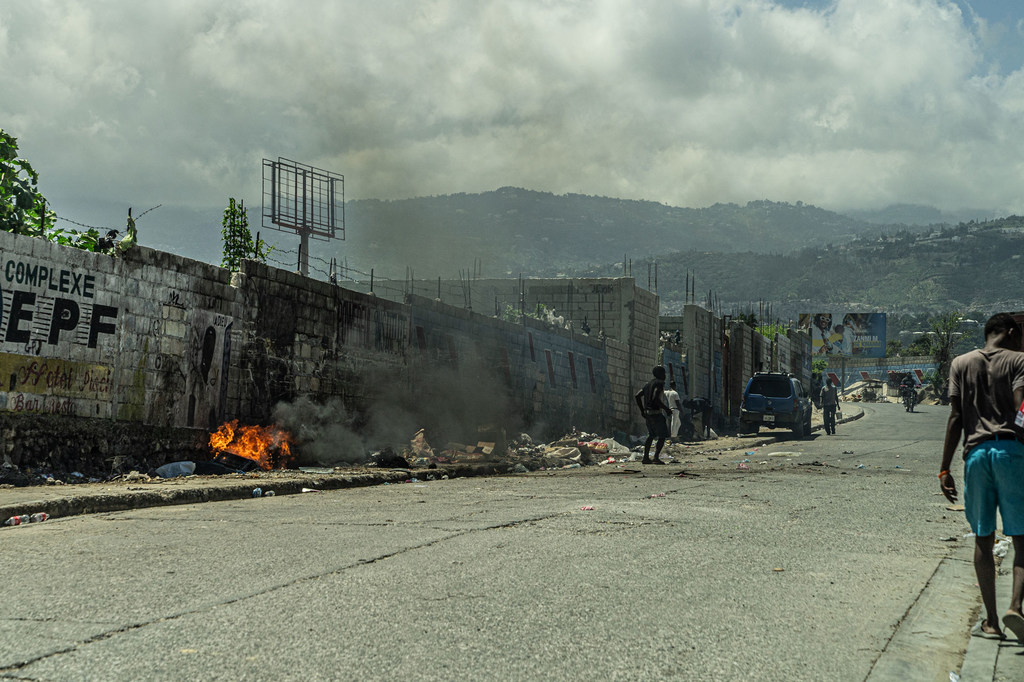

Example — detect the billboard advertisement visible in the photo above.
[798,312,886,358]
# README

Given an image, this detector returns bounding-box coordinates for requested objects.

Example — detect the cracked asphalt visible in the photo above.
[3,401,1012,680]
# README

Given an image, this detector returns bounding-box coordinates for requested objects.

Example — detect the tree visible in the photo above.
[220,198,269,271]
[1,129,53,237]
[1,128,102,251]
[904,334,934,357]
[928,311,966,402]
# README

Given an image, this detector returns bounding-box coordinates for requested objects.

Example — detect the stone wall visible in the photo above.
[0,232,642,475]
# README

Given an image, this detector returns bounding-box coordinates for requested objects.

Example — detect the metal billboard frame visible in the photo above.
[262,158,344,276]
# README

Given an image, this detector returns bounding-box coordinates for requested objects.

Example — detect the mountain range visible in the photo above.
[120,187,1020,320]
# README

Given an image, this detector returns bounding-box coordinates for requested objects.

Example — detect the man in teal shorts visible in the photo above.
[940,312,1024,640]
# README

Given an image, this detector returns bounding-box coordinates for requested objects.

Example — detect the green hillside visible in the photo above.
[345,188,912,278]
[575,217,1024,318]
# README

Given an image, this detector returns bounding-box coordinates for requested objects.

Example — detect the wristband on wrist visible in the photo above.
[938,470,950,479]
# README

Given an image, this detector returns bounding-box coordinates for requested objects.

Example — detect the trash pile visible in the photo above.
[383,428,640,474]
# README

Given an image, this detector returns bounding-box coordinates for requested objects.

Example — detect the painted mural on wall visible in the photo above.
[0,257,119,416]
[182,308,232,430]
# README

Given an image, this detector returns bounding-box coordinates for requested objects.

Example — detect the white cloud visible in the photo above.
[3,0,1024,223]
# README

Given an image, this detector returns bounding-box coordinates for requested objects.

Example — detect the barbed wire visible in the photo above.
[53,204,162,233]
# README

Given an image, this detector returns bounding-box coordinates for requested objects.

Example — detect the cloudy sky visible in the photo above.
[3,0,1024,261]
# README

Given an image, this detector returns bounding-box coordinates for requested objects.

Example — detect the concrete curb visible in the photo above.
[0,465,502,525]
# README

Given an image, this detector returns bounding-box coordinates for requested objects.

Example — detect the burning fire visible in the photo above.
[209,419,294,470]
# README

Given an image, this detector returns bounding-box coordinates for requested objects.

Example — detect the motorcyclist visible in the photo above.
[900,374,917,411]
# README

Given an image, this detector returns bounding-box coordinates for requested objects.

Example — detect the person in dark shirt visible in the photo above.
[634,366,671,464]
[819,379,838,435]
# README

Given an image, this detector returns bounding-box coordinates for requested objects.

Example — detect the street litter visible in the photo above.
[737,462,750,470]
[301,487,321,493]
[580,505,595,511]
[155,461,196,478]
[994,537,1012,558]
[252,488,263,497]
[4,512,48,526]
[649,493,666,498]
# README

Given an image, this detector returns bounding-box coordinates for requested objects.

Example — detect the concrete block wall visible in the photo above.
[234,261,411,421]
[681,305,723,406]
[787,330,812,388]
[0,231,241,432]
[405,295,618,435]
[348,276,660,418]
[775,334,793,374]
[0,231,641,473]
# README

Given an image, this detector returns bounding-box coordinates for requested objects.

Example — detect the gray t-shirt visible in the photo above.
[948,347,1024,454]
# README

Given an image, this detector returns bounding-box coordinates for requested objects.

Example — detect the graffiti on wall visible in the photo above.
[182,308,232,429]
[0,259,118,353]
[0,352,112,414]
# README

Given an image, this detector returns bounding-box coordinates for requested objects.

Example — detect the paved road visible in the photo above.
[0,402,1008,680]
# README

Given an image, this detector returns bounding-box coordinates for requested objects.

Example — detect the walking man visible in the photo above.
[635,366,671,464]
[940,313,1024,640]
[664,381,682,441]
[820,379,838,435]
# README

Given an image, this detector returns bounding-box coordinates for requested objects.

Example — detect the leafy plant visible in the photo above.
[220,198,270,271]
[1,129,53,237]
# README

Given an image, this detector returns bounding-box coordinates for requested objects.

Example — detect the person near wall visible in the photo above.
[682,396,712,439]
[634,366,671,464]
[664,381,682,441]
[819,378,839,435]
[939,313,1024,641]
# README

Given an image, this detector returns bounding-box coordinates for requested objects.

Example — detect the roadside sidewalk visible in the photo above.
[958,540,1024,681]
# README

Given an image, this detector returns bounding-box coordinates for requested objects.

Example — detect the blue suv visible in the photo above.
[739,372,813,438]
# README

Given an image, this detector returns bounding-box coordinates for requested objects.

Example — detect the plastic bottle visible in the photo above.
[252,488,263,498]
[4,515,30,526]
[29,513,49,523]
[264,490,275,497]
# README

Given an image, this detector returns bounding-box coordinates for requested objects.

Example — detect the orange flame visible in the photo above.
[209,419,294,470]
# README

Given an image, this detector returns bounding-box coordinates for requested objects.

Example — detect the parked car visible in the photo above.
[739,372,813,438]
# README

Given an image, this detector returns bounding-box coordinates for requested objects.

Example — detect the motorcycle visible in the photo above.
[902,386,916,412]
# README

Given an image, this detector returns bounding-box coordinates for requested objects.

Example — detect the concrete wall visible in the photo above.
[823,354,937,390]
[348,276,660,420]
[0,231,647,474]
[668,316,812,427]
